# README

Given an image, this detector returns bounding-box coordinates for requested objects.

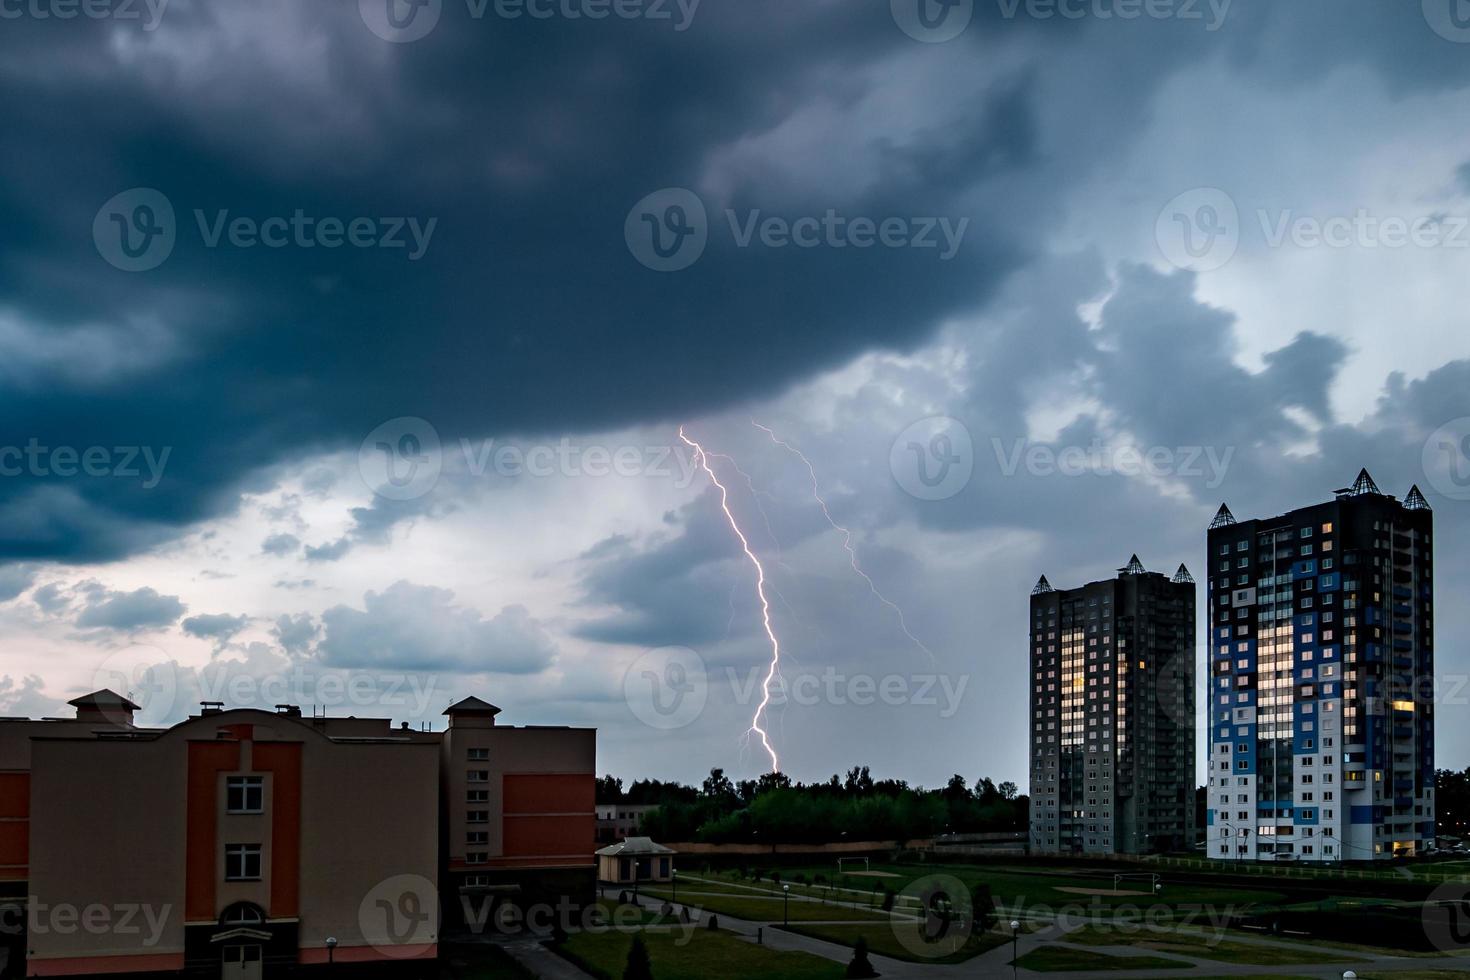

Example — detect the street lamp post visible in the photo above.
[672,869,677,904]
[783,884,790,927]
[325,936,337,970]
[1010,919,1020,978]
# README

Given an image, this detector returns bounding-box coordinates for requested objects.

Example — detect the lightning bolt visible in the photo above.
[679,426,782,773]
[753,419,937,664]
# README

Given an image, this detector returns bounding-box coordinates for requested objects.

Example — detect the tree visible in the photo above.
[997,781,1018,801]
[702,768,736,803]
[845,936,879,979]
[943,774,969,801]
[596,775,624,804]
[844,766,874,796]
[623,935,654,980]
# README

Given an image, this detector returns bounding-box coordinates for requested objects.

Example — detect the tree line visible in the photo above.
[596,767,1028,844]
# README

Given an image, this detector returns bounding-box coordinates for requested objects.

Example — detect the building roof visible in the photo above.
[442,696,502,716]
[595,836,675,857]
[66,689,141,712]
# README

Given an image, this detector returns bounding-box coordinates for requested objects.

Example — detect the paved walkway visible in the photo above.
[633,891,1470,979]
[489,935,599,980]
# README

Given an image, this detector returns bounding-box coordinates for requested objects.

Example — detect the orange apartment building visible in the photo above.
[0,691,595,978]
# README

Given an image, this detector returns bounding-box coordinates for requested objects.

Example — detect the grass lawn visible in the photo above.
[1360,974,1470,980]
[554,926,845,980]
[778,921,1011,964]
[1063,925,1346,966]
[1013,946,1186,972]
[644,889,892,924]
[730,862,1289,914]
[438,943,536,979]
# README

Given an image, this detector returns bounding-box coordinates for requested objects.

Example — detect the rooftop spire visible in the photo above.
[1119,555,1145,576]
[1032,575,1055,596]
[1336,468,1381,497]
[1210,503,1236,529]
[1404,485,1431,511]
[1172,564,1195,585]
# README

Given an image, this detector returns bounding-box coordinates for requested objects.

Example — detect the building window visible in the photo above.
[467,790,489,803]
[467,831,489,845]
[466,851,489,865]
[226,776,264,814]
[221,903,265,926]
[467,748,489,761]
[467,810,489,823]
[467,770,489,782]
[225,844,262,881]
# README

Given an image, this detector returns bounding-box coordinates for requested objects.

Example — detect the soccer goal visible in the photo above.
[1112,872,1161,893]
[837,856,870,874]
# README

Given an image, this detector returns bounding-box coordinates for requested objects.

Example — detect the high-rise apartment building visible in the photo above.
[1206,470,1434,862]
[1029,557,1196,855]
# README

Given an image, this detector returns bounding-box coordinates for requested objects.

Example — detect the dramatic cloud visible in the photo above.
[181,612,250,642]
[318,582,557,675]
[75,586,186,631]
[261,533,301,556]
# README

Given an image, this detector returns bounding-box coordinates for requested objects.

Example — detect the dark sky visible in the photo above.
[1,0,1468,789]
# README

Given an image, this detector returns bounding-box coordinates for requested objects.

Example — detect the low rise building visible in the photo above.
[0,691,595,977]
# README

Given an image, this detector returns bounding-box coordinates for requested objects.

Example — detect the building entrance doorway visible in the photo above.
[222,943,263,980]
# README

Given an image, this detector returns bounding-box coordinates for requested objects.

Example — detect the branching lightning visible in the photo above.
[753,419,937,664]
[679,426,783,773]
